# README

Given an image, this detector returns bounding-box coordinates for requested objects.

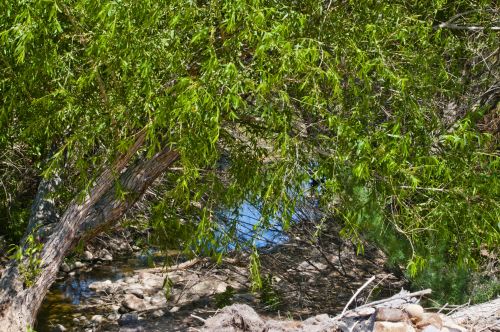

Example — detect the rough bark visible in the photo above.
[0,133,179,331]
[25,174,62,240]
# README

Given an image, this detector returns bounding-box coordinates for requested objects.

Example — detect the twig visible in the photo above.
[167,258,204,272]
[434,23,500,31]
[438,302,449,313]
[356,289,432,310]
[446,299,470,316]
[339,276,376,318]
[400,185,448,192]
[190,314,206,323]
[364,275,389,304]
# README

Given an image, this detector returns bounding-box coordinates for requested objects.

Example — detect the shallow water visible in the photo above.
[35,254,163,332]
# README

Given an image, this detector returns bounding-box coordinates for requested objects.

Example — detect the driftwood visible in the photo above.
[201,288,437,332]
[334,288,432,320]
[450,297,500,330]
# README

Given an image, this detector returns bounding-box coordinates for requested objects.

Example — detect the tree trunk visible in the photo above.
[0,134,179,331]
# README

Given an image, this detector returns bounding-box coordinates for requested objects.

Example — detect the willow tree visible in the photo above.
[1,0,498,329]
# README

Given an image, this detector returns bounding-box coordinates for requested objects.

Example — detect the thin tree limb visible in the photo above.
[339,276,376,318]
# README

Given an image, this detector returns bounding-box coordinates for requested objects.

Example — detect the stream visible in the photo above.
[36,254,161,332]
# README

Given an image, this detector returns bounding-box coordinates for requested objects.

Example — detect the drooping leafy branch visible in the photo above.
[0,0,498,302]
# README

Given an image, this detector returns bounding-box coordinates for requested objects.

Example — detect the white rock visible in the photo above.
[107,313,120,321]
[102,254,113,261]
[52,324,67,332]
[60,263,71,273]
[89,279,112,293]
[151,310,164,318]
[122,294,147,311]
[91,315,104,323]
[127,286,144,299]
[74,261,84,268]
[216,282,229,293]
[166,273,182,284]
[83,251,93,260]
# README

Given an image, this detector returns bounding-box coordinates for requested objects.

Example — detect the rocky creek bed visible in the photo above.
[33,230,498,332]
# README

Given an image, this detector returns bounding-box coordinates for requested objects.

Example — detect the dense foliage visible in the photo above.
[1,0,498,302]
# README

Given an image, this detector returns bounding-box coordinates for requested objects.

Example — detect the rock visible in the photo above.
[403,304,424,321]
[166,273,182,284]
[91,315,104,323]
[416,313,443,329]
[150,295,166,306]
[122,294,147,311]
[74,261,84,268]
[421,325,441,332]
[202,304,342,332]
[89,279,113,293]
[60,263,71,273]
[102,253,113,261]
[51,324,67,332]
[216,282,229,293]
[201,304,266,332]
[151,309,165,318]
[124,276,138,284]
[375,308,408,322]
[169,306,180,313]
[373,321,416,332]
[108,313,120,321]
[140,273,164,290]
[127,286,144,299]
[83,251,93,260]
[119,313,139,326]
[190,280,219,296]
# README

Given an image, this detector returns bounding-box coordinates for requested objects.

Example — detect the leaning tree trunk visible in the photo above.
[0,132,179,331]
